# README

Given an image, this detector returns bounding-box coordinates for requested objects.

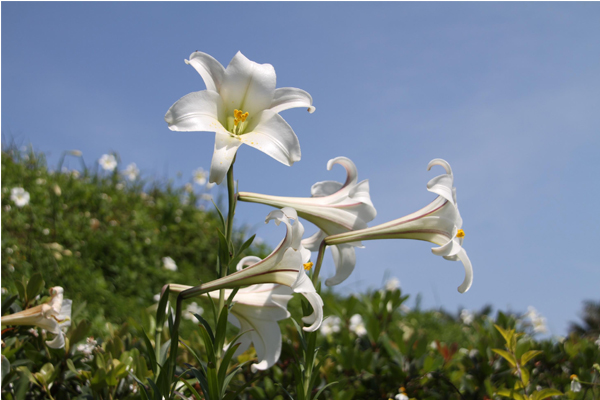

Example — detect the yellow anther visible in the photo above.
[241,112,249,122]
[303,262,314,271]
[234,109,241,119]
[571,374,578,380]
[234,119,239,126]
[456,229,465,238]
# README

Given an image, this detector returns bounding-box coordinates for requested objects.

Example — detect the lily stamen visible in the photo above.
[303,262,314,271]
[456,229,465,238]
[232,109,249,134]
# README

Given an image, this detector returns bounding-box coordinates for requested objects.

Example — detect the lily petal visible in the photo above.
[186,51,226,92]
[241,110,301,166]
[165,91,227,133]
[269,87,316,114]
[301,230,326,252]
[210,133,243,184]
[292,271,324,331]
[427,158,455,205]
[220,52,276,116]
[455,249,473,293]
[325,244,357,287]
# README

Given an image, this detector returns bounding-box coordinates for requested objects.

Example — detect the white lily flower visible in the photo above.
[123,163,139,181]
[325,159,473,293]
[171,207,323,331]
[239,157,377,286]
[211,284,293,372]
[10,187,30,207]
[1,287,72,349]
[165,51,315,184]
[99,154,117,171]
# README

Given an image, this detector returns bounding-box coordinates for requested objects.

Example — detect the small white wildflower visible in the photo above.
[395,393,409,400]
[4,205,11,211]
[53,185,61,196]
[162,256,177,271]
[115,183,124,190]
[43,228,50,235]
[184,183,193,193]
[99,154,117,171]
[183,302,204,320]
[145,238,152,245]
[430,341,438,350]
[153,294,161,302]
[1,288,7,295]
[526,306,548,334]
[123,163,139,181]
[6,248,13,255]
[570,375,582,392]
[8,265,15,272]
[10,188,30,207]
[71,170,80,178]
[200,194,212,201]
[320,316,342,336]
[28,328,39,337]
[460,309,475,325]
[193,168,207,186]
[36,178,46,185]
[349,314,367,337]
[385,277,401,292]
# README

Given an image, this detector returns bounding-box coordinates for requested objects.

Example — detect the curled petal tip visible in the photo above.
[184,59,190,64]
[307,106,316,113]
[427,158,453,175]
[456,249,473,293]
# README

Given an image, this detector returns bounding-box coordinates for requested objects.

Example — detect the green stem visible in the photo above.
[311,240,327,286]
[217,160,237,360]
[154,326,162,376]
[302,240,327,400]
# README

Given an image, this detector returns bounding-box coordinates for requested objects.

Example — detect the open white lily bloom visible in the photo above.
[325,159,473,293]
[209,284,293,372]
[1,287,72,348]
[172,207,323,331]
[165,51,315,184]
[239,157,376,286]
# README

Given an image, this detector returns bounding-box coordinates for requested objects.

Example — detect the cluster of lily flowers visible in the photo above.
[1,51,474,374]
[162,50,473,371]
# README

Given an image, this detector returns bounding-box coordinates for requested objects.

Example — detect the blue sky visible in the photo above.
[2,2,599,336]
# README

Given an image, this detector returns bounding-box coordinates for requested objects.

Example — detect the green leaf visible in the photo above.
[226,287,240,307]
[492,349,517,367]
[215,305,229,354]
[291,319,307,352]
[146,377,164,400]
[187,367,211,400]
[314,381,338,399]
[531,388,563,400]
[230,234,256,268]
[68,320,91,346]
[66,359,78,375]
[520,350,542,366]
[496,389,526,400]
[494,324,514,348]
[218,342,241,389]
[198,325,216,366]
[1,295,18,315]
[520,367,530,386]
[129,372,151,400]
[141,329,158,375]
[193,313,215,345]
[14,281,26,303]
[26,273,44,304]
[155,286,170,329]
[217,230,231,267]
[212,199,226,232]
[179,375,204,400]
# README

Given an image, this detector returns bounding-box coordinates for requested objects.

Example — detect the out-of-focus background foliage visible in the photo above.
[2,147,599,399]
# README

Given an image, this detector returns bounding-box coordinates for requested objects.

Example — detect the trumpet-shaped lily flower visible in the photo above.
[1,287,72,348]
[165,51,315,184]
[174,207,323,331]
[325,159,473,293]
[239,157,377,286]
